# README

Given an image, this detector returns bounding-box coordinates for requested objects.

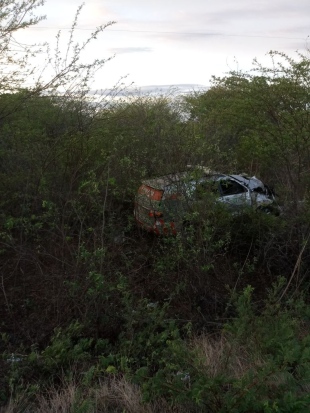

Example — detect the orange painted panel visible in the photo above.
[138,185,163,201]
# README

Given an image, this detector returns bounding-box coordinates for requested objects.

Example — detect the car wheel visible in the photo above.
[257,205,279,216]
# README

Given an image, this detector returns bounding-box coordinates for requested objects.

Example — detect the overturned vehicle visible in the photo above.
[134,167,278,234]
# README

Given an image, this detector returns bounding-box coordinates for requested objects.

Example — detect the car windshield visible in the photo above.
[218,179,247,196]
[163,174,225,200]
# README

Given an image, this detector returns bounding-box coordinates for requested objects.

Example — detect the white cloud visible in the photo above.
[109,47,153,54]
[11,0,310,89]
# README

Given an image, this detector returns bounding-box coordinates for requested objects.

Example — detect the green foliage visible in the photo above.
[119,299,188,373]
[0,0,45,93]
[39,322,93,373]
[2,13,310,410]
[184,51,310,200]
[131,283,310,412]
[91,94,190,200]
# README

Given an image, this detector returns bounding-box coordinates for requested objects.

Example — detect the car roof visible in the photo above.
[143,172,189,190]
[142,171,266,192]
[228,175,265,190]
[143,170,222,191]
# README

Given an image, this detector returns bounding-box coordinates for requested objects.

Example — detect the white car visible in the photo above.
[134,168,277,234]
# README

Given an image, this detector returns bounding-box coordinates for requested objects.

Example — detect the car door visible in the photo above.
[218,178,251,211]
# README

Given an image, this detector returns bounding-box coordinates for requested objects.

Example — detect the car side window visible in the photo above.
[219,179,247,196]
[195,180,219,199]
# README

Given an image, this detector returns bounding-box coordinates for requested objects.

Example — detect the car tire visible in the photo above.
[257,205,280,216]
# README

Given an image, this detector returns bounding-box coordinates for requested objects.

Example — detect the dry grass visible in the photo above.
[191,332,310,397]
[94,377,152,413]
[3,331,308,413]
[0,377,194,413]
[0,333,264,413]
[94,377,198,413]
[0,391,31,413]
[191,332,266,380]
[35,383,83,413]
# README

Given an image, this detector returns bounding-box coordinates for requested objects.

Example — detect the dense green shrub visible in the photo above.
[1,7,310,408]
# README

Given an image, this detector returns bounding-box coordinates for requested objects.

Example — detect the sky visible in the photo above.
[16,0,310,94]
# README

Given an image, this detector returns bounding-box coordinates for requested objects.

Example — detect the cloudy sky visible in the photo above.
[19,0,310,92]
